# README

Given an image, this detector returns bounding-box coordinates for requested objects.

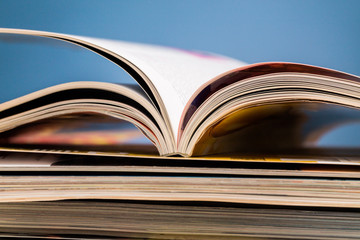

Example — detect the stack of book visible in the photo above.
[1,28,360,239]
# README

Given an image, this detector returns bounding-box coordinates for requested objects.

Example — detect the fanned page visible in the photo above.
[0,28,245,143]
[178,63,360,156]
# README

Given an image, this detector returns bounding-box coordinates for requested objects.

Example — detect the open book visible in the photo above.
[1,28,360,157]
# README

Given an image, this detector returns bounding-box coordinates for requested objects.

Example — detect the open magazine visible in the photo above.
[1,28,360,157]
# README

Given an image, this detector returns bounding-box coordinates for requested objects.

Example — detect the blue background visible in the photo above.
[1,0,359,74]
[1,0,360,148]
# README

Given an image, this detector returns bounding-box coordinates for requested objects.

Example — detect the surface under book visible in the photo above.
[1,28,360,157]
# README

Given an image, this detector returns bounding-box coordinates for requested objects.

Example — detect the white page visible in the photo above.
[73,36,245,141]
[0,28,245,142]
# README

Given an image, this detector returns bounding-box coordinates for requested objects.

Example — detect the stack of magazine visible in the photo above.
[1,28,360,239]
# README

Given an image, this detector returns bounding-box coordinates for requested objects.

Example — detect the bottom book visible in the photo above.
[1,151,360,239]
[1,200,360,239]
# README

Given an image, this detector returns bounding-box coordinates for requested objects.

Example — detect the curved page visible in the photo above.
[0,81,172,155]
[0,28,245,142]
[181,62,360,135]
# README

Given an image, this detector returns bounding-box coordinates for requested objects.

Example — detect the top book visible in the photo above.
[0,28,359,157]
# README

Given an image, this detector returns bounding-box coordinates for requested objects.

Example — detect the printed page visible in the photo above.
[0,28,245,142]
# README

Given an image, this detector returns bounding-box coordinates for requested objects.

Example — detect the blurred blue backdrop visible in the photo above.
[1,0,359,73]
[1,0,360,101]
[1,0,360,148]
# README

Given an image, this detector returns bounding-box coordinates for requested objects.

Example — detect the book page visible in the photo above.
[72,36,246,140]
[0,29,245,142]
